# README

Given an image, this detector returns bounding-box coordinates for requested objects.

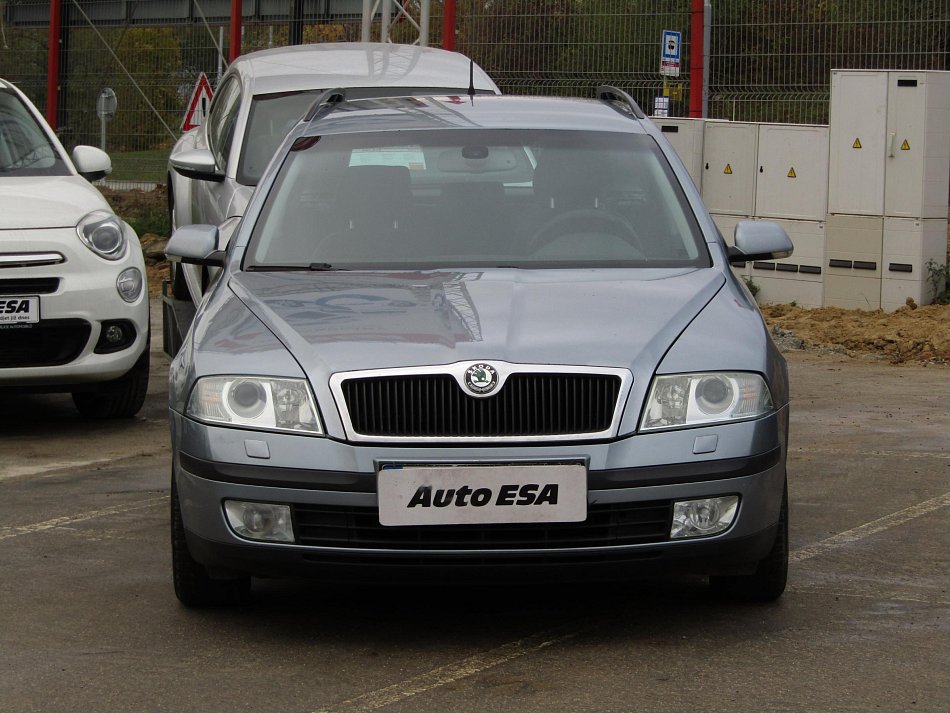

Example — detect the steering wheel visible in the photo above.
[528,208,641,253]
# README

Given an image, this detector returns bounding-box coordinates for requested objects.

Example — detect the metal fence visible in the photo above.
[0,0,947,185]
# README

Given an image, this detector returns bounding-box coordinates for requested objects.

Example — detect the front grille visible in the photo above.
[0,319,91,367]
[342,372,622,437]
[293,500,672,550]
[0,278,60,295]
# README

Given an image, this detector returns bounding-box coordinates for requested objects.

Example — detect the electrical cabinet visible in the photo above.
[823,214,883,309]
[747,219,825,308]
[829,69,950,218]
[883,72,950,218]
[701,122,758,215]
[754,124,830,221]
[828,71,888,216]
[880,217,948,311]
[653,117,706,190]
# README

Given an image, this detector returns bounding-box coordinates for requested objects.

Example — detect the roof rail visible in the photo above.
[596,85,646,120]
[304,87,346,122]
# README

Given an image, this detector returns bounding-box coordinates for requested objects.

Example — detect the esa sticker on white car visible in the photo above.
[0,296,39,325]
[378,463,587,526]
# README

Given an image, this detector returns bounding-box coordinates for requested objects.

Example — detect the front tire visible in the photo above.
[710,482,789,602]
[71,343,150,419]
[171,473,250,607]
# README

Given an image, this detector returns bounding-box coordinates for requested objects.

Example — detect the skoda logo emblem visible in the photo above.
[465,363,498,395]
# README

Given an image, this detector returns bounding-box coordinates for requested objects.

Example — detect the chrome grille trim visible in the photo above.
[329,361,632,443]
[0,252,65,268]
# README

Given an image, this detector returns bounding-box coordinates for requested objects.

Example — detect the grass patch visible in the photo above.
[107,149,170,184]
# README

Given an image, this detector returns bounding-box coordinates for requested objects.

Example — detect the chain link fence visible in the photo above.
[0,0,947,185]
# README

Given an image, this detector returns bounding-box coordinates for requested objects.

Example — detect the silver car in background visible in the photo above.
[166,89,794,607]
[164,42,499,354]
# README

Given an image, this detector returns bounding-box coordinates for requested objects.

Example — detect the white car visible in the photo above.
[0,79,149,418]
[164,42,500,354]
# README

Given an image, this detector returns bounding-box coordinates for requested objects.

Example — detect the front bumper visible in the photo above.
[0,228,149,387]
[172,407,788,580]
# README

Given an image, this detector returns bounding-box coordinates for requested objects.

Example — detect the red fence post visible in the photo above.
[688,0,704,118]
[443,0,456,50]
[230,0,242,62]
[47,0,61,127]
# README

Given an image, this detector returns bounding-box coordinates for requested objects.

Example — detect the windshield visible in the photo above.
[246,129,709,270]
[238,91,319,186]
[0,89,69,176]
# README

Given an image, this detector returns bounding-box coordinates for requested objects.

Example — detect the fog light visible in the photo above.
[224,501,294,542]
[94,319,135,354]
[104,324,125,344]
[671,496,739,539]
[116,267,143,302]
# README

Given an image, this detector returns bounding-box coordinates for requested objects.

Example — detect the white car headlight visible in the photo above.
[640,372,773,431]
[186,376,323,435]
[77,210,127,260]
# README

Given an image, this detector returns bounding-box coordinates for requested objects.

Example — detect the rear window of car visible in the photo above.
[246,128,709,271]
[0,89,69,177]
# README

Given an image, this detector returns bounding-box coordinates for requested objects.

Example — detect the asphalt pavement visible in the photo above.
[1,310,947,712]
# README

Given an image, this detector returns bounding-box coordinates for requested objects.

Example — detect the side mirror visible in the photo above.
[728,220,794,264]
[166,224,226,267]
[170,148,224,182]
[71,145,111,182]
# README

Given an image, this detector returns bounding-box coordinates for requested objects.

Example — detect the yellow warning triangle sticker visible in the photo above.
[901,139,910,150]
[787,167,797,178]
[853,138,862,149]
[724,163,733,175]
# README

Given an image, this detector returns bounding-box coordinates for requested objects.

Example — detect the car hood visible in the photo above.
[0,176,109,229]
[229,268,724,377]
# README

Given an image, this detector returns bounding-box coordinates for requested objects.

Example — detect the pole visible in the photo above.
[361,0,372,42]
[290,0,303,45]
[419,0,429,47]
[46,0,61,127]
[229,0,242,62]
[703,0,711,118]
[443,0,456,50]
[688,0,704,118]
[381,0,391,42]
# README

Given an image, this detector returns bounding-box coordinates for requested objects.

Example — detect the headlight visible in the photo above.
[186,376,323,435]
[77,210,127,260]
[640,372,773,431]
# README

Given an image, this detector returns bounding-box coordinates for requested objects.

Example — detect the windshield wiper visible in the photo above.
[308,262,344,271]
[245,263,347,272]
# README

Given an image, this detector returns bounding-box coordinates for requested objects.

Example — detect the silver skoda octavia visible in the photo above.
[167,88,794,606]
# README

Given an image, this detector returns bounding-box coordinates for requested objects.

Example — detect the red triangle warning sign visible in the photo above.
[182,73,214,132]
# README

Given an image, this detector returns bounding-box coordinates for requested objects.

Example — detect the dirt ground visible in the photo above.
[112,187,950,367]
[761,302,948,364]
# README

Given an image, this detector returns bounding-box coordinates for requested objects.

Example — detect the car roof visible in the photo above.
[231,42,500,95]
[302,94,649,136]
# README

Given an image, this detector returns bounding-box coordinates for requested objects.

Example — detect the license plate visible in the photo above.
[378,463,587,526]
[0,296,39,325]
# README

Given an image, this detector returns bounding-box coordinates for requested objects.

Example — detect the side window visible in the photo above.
[206,78,241,170]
